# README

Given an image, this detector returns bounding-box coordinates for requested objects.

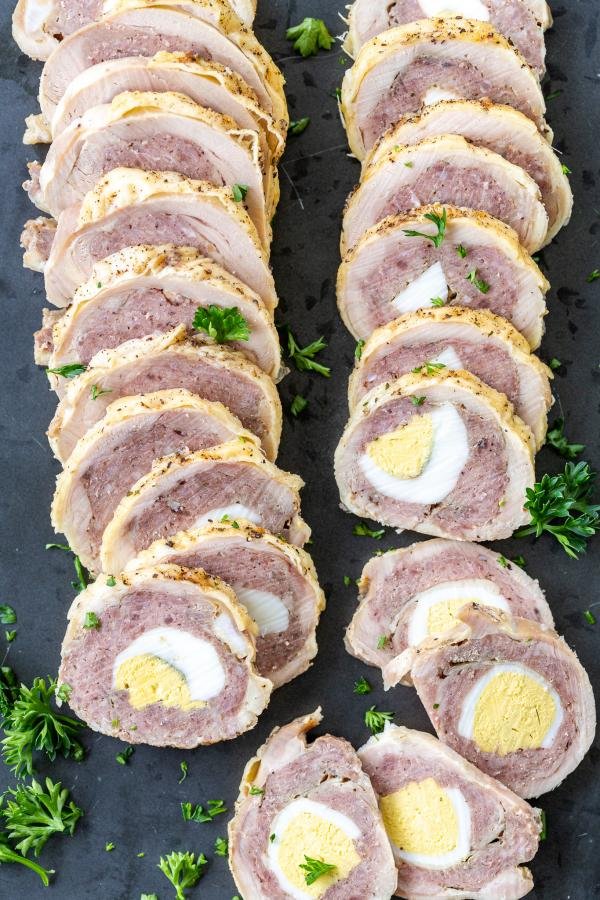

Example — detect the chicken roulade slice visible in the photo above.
[344,0,551,75]
[37,1,286,126]
[359,724,542,900]
[14,0,259,59]
[228,709,397,900]
[101,439,310,573]
[46,327,282,464]
[341,18,546,159]
[26,53,285,168]
[393,605,596,798]
[341,135,549,254]
[52,390,257,573]
[370,100,572,243]
[40,244,281,379]
[335,370,534,542]
[58,564,272,747]
[349,307,552,449]
[337,206,548,348]
[128,522,325,688]
[23,169,277,309]
[345,538,554,687]
[26,91,277,246]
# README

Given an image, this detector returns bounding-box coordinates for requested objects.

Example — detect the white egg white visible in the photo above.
[422,87,462,106]
[235,587,290,636]
[192,504,262,529]
[407,579,511,646]
[391,262,448,313]
[431,345,463,370]
[419,0,490,21]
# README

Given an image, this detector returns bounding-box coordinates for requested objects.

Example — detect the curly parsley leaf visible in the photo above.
[403,208,447,248]
[430,296,446,307]
[158,850,207,900]
[353,522,385,539]
[0,605,16,625]
[0,836,54,885]
[411,361,446,376]
[287,330,331,377]
[0,667,19,719]
[299,855,337,886]
[46,363,87,379]
[1,777,83,857]
[364,705,394,735]
[545,418,585,460]
[288,117,310,135]
[286,18,334,57]
[291,394,309,417]
[466,269,490,294]
[83,611,100,630]
[214,837,228,857]
[193,306,250,343]
[181,798,227,823]
[116,746,134,766]
[231,183,248,202]
[353,677,372,695]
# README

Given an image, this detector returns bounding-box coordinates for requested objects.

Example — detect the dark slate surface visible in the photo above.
[0,1,599,897]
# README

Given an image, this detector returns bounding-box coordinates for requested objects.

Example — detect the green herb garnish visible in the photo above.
[456,244,467,258]
[178,761,188,784]
[364,706,394,735]
[158,850,207,900]
[45,543,91,593]
[116,746,134,766]
[584,610,596,625]
[466,269,490,294]
[214,837,228,857]
[561,164,572,175]
[249,785,264,796]
[46,363,87,379]
[83,611,100,630]
[355,339,365,360]
[353,522,385,539]
[181,799,227,823]
[291,395,309,417]
[377,635,389,649]
[299,855,337,885]
[546,418,585,460]
[403,209,447,248]
[411,395,426,406]
[0,836,53,885]
[286,18,333,57]
[90,384,112,400]
[231,183,248,202]
[286,330,331,377]
[1,777,82,857]
[430,296,446,307]
[193,305,250,343]
[411,361,446,376]
[288,117,310,135]
[0,605,16,625]
[353,677,372,695]
[587,269,600,283]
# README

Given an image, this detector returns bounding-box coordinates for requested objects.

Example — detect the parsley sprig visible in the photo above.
[286,330,331,377]
[193,306,250,343]
[0,836,53,885]
[299,855,337,885]
[1,778,83,857]
[45,543,91,593]
[181,798,227,823]
[403,209,447,248]
[515,461,600,558]
[158,850,207,900]
[545,418,585,460]
[353,522,385,539]
[365,706,394,735]
[286,18,333,57]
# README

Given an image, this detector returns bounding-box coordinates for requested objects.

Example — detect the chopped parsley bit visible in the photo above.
[512,556,526,569]
[497,555,509,568]
[5,630,16,643]
[377,635,389,649]
[333,87,342,100]
[539,809,547,841]
[300,855,337,886]
[286,18,333,57]
[433,703,440,709]
[430,296,446,307]
[105,842,115,852]
[515,461,600,558]
[403,160,414,168]
[249,785,264,796]
[1,676,84,776]
[286,330,331,377]
[353,522,385,539]
[343,575,352,586]
[220,514,240,529]
[561,164,572,175]
[411,361,446,376]
[0,667,19,718]
[466,269,490,294]
[178,761,189,784]
[456,243,468,258]
[181,799,227,823]
[291,394,309,417]
[45,543,92,593]
[411,395,426,406]
[353,677,372,695]
[231,183,248,202]
[116,746,135,766]
[141,895,158,900]
[158,850,207,900]
[355,339,365,360]
[365,705,394,735]
[193,305,250,343]
[214,837,228,857]
[546,418,585,460]
[1,777,83,857]
[587,269,600,283]
[403,208,447,248]
[0,604,16,625]
[137,852,145,858]
[584,610,596,625]
[545,89,562,101]
[46,363,87,379]
[111,718,120,729]
[105,575,116,587]
[83,611,100,629]
[548,357,562,371]
[288,117,310,136]
[90,384,112,400]
[269,833,276,843]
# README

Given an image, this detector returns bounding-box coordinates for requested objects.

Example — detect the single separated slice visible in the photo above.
[359,724,542,900]
[41,244,281,379]
[341,134,548,254]
[335,370,535,542]
[47,327,282,463]
[346,538,554,685]
[341,18,546,159]
[349,307,552,448]
[59,564,272,747]
[27,91,277,246]
[128,522,325,688]
[101,439,310,573]
[52,390,256,573]
[228,710,397,900]
[395,605,596,798]
[337,205,548,348]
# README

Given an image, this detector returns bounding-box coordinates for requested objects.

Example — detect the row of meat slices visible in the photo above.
[334,9,572,542]
[15,0,330,752]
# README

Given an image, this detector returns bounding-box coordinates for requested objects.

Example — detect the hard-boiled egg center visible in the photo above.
[458,663,564,755]
[407,579,511,646]
[267,799,361,899]
[113,626,225,710]
[366,414,434,479]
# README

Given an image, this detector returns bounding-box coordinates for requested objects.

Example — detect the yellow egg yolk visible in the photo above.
[472,671,556,755]
[115,654,206,711]
[275,812,360,897]
[366,415,434,479]
[380,778,459,855]
[427,597,480,636]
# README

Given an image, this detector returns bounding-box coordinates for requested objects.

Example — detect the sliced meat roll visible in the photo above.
[58,565,272,747]
[100,439,310,573]
[52,390,256,572]
[341,18,546,159]
[348,307,552,448]
[47,327,282,463]
[228,709,398,900]
[334,370,534,542]
[37,1,287,126]
[359,724,542,900]
[337,206,549,348]
[27,53,285,166]
[396,606,596,798]
[346,538,554,686]
[27,91,276,245]
[344,0,551,74]
[128,522,325,688]
[28,169,276,308]
[41,244,281,378]
[370,100,572,243]
[342,135,549,254]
